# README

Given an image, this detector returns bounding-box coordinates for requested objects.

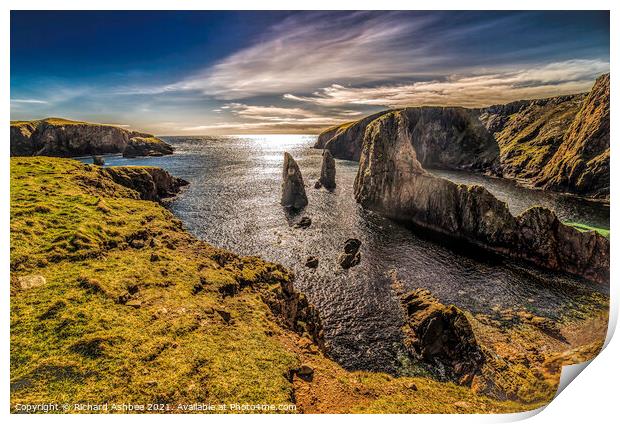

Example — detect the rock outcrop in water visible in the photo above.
[319,149,337,190]
[10,117,173,157]
[281,152,308,209]
[338,238,362,269]
[353,111,609,283]
[400,289,485,385]
[318,73,610,199]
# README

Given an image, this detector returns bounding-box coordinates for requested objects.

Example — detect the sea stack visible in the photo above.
[281,152,308,209]
[319,149,336,190]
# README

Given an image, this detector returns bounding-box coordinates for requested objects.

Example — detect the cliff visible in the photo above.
[10,117,173,158]
[318,73,610,199]
[532,73,610,199]
[354,111,609,283]
[479,94,586,180]
[10,157,606,412]
[315,108,500,173]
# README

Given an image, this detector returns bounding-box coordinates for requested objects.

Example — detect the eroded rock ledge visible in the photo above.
[10,117,173,158]
[354,111,609,283]
[102,166,189,202]
[401,289,484,385]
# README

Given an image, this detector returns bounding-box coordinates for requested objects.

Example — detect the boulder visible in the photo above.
[400,289,484,385]
[92,155,105,166]
[296,364,314,380]
[338,238,362,269]
[16,275,46,290]
[305,256,319,268]
[318,149,336,189]
[281,152,308,209]
[294,216,312,229]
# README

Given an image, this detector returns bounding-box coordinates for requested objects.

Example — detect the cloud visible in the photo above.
[179,103,363,134]
[160,12,444,100]
[11,98,49,104]
[282,59,609,108]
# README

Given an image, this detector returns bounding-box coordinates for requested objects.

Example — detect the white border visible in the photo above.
[2,1,616,423]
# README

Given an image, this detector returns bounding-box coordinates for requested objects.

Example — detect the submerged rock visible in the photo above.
[318,149,336,189]
[281,152,308,209]
[92,155,105,166]
[305,256,319,268]
[338,238,362,269]
[400,289,484,386]
[353,110,609,283]
[294,216,312,229]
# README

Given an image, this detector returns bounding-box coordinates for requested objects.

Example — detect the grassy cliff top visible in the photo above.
[11,117,129,129]
[10,157,541,413]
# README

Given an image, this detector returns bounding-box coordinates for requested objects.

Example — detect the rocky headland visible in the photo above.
[8,156,540,413]
[10,156,608,413]
[353,111,609,283]
[10,117,173,158]
[317,73,610,200]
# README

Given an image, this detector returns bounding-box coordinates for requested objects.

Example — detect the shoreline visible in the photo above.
[9,156,608,413]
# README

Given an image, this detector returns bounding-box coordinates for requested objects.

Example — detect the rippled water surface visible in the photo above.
[90,135,609,373]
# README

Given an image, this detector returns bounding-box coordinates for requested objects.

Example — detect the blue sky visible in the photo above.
[10,11,609,134]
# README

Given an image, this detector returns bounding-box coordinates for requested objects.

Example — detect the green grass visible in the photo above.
[11,117,120,129]
[10,157,301,409]
[565,222,609,238]
[10,157,550,414]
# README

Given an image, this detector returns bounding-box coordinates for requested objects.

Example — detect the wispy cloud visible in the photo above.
[11,11,610,134]
[283,59,609,108]
[158,12,444,100]
[11,98,49,104]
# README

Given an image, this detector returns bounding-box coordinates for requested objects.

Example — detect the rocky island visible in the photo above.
[10,117,174,158]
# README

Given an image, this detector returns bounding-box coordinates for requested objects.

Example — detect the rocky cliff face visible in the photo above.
[532,74,610,199]
[354,111,609,283]
[319,73,610,199]
[10,118,173,158]
[316,108,500,173]
[400,288,485,386]
[102,166,188,201]
[314,111,391,161]
[479,94,585,180]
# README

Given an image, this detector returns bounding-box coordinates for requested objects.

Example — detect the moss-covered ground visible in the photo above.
[564,222,609,238]
[10,157,602,414]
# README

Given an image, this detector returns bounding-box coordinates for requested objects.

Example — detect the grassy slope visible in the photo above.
[11,117,105,128]
[564,222,609,238]
[10,157,540,413]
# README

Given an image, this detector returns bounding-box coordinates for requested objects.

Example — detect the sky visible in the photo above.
[10,11,610,135]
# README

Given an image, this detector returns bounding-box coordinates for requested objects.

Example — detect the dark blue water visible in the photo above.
[81,135,609,373]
